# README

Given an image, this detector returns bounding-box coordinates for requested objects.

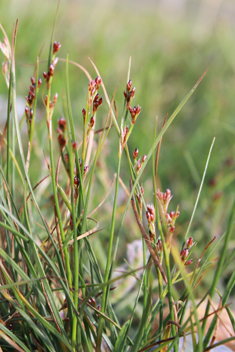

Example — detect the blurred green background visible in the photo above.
[1,0,235,295]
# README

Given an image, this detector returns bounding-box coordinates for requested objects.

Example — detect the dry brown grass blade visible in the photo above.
[19,174,50,217]
[167,320,186,352]
[0,329,26,352]
[43,149,51,174]
[32,336,47,352]
[58,58,92,81]
[40,279,61,334]
[67,217,99,244]
[194,236,216,273]
[119,176,130,198]
[88,174,116,217]
[114,100,118,120]
[130,178,168,284]
[94,124,114,135]
[209,297,220,347]
[136,332,190,352]
[208,297,234,346]
[31,200,52,236]
[26,141,31,173]
[55,155,61,186]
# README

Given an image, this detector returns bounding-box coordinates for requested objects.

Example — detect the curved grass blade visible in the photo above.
[184,138,215,240]
[0,323,31,352]
[203,199,235,348]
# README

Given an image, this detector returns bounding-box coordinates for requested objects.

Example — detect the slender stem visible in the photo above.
[96,141,122,351]
[6,69,12,186]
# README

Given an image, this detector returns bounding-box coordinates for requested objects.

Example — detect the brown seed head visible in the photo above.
[58,117,67,132]
[53,41,61,54]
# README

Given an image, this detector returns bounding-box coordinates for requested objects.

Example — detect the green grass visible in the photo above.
[0,1,235,351]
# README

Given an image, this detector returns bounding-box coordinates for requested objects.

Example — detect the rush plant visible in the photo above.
[0,10,235,352]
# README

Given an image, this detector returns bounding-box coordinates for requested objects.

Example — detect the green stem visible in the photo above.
[96,141,122,351]
[6,68,12,186]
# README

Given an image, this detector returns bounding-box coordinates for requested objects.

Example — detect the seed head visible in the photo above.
[71,140,78,151]
[58,117,67,132]
[127,80,132,92]
[186,237,193,248]
[58,134,66,148]
[38,78,42,88]
[133,147,138,160]
[53,41,61,54]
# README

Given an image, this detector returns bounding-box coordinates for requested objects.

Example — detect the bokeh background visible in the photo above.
[1,0,235,300]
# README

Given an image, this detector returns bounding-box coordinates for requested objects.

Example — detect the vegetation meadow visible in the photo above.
[0,1,235,351]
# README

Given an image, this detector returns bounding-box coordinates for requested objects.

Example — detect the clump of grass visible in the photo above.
[0,11,235,352]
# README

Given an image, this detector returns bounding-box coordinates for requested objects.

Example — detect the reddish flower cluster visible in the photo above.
[43,57,59,89]
[186,236,194,248]
[156,238,163,254]
[156,189,180,236]
[82,108,86,123]
[44,93,58,109]
[180,237,194,266]
[121,125,129,150]
[146,204,155,241]
[88,76,102,108]
[83,165,89,178]
[72,162,89,199]
[93,93,103,114]
[136,185,144,217]
[180,248,189,261]
[71,140,78,151]
[74,175,80,187]
[56,117,67,150]
[25,76,42,125]
[43,42,61,89]
[123,80,135,109]
[134,154,147,174]
[129,105,141,124]
[53,41,61,54]
[133,148,139,159]
[73,174,80,200]
[165,211,180,233]
[74,159,89,183]
[69,213,74,230]
[156,189,173,215]
[87,116,95,136]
